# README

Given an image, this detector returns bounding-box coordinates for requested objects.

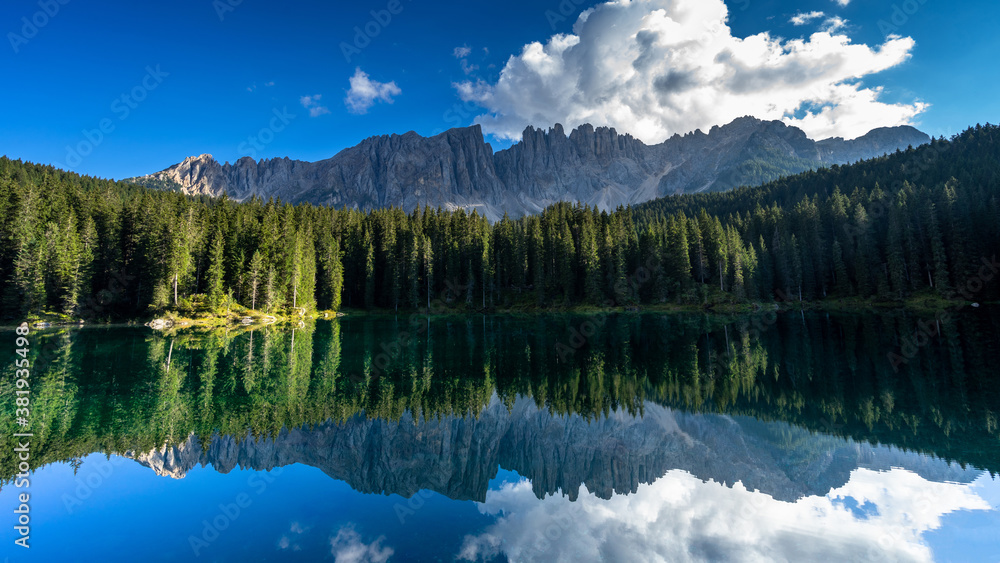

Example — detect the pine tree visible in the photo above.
[495,213,516,293]
[288,228,303,309]
[296,224,316,311]
[666,215,693,298]
[688,216,707,284]
[756,236,774,300]
[76,214,97,313]
[789,234,803,302]
[11,183,46,314]
[527,217,545,306]
[580,214,603,305]
[363,227,375,309]
[422,235,434,310]
[831,239,851,296]
[886,207,908,299]
[556,219,576,300]
[942,179,971,284]
[264,265,277,313]
[248,250,263,310]
[406,229,421,309]
[851,205,873,297]
[206,231,226,311]
[729,227,746,300]
[926,202,951,297]
[2,124,1000,319]
[169,208,198,307]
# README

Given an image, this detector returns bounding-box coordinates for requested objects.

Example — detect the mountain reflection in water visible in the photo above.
[1,310,998,561]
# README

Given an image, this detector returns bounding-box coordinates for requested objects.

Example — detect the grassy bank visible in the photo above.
[340,289,995,318]
[8,289,992,332]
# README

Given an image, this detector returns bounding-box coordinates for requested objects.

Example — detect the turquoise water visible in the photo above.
[2,311,999,561]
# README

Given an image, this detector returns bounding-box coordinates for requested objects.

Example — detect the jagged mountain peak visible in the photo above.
[122,397,978,503]
[130,117,930,221]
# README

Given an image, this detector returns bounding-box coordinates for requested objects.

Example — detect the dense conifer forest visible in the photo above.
[1,124,997,320]
[5,312,1000,482]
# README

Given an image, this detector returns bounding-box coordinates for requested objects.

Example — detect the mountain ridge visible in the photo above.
[129,117,930,221]
[124,396,978,503]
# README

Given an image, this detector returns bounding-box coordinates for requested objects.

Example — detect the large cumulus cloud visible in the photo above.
[457,468,990,562]
[455,0,926,142]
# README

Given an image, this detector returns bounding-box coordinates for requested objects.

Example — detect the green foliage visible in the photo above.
[0,124,998,319]
[634,125,1000,304]
[3,311,1000,483]
[205,231,226,311]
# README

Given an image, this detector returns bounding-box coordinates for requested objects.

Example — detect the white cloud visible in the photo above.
[790,11,825,25]
[344,68,402,115]
[249,81,276,92]
[455,0,926,142]
[791,11,848,34]
[277,521,310,551]
[300,94,331,117]
[454,45,479,74]
[822,16,849,33]
[461,60,480,75]
[834,0,851,6]
[330,526,394,563]
[454,80,493,104]
[458,468,991,563]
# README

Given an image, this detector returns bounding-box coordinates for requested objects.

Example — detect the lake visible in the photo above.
[2,310,999,562]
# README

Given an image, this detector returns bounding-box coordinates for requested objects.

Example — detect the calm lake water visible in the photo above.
[2,311,999,562]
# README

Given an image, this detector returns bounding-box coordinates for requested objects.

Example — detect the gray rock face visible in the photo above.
[132,118,930,221]
[124,396,977,503]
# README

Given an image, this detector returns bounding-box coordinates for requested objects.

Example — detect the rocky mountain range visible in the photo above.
[129,117,930,221]
[123,396,977,503]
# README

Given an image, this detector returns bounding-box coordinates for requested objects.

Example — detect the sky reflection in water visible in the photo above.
[2,312,999,561]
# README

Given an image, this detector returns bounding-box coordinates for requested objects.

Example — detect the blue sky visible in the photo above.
[2,453,997,562]
[1,0,997,180]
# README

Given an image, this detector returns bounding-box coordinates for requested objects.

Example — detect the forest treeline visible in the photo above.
[0,124,998,319]
[4,312,1000,481]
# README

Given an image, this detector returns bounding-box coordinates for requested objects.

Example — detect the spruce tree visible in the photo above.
[248,250,263,310]
[206,231,226,311]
